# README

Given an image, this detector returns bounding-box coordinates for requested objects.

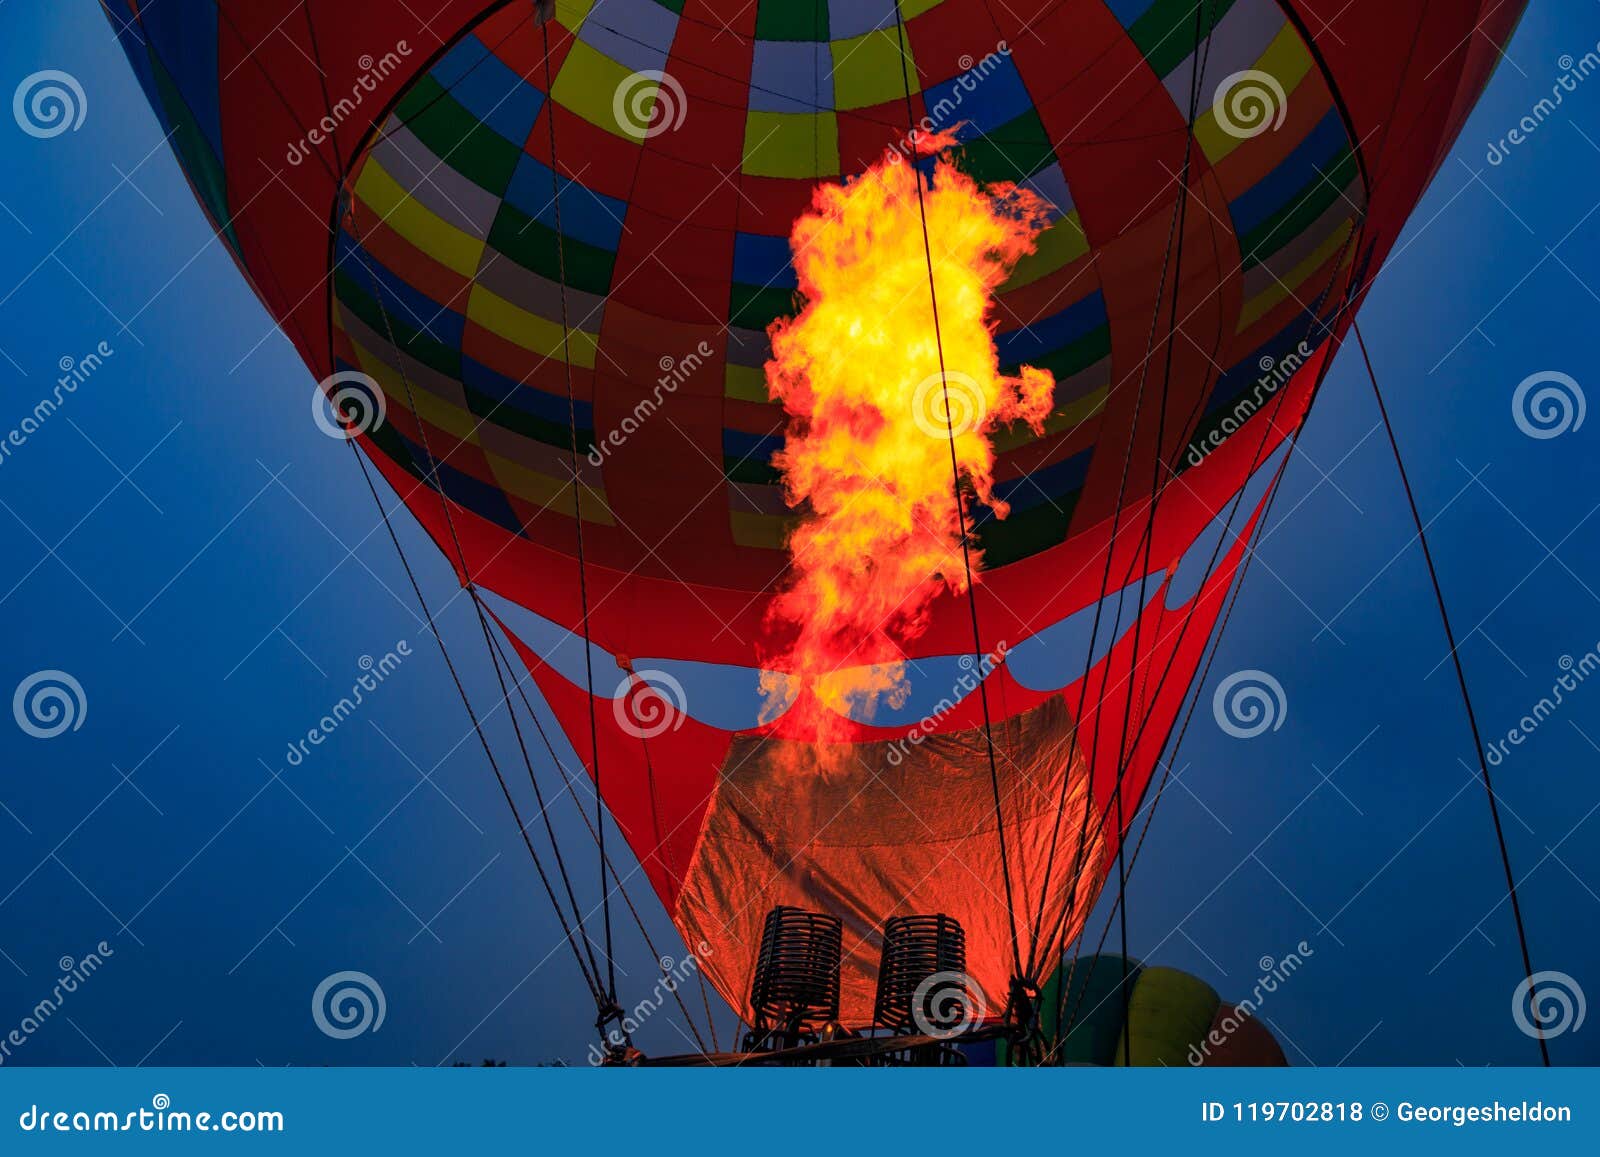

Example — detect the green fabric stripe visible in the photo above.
[1053,954,1143,1065]
[364,415,417,473]
[975,493,1078,568]
[1130,0,1242,78]
[397,76,522,196]
[151,54,242,258]
[959,107,1056,185]
[335,269,463,379]
[724,455,782,486]
[488,204,616,296]
[730,283,800,331]
[1240,149,1357,267]
[461,383,594,453]
[755,0,827,41]
[1004,324,1112,382]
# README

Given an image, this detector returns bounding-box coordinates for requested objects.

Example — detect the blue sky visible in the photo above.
[1,2,1599,1067]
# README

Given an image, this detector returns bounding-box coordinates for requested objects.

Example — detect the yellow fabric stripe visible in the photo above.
[344,335,480,443]
[992,383,1107,452]
[724,362,771,402]
[551,37,644,140]
[731,509,794,550]
[353,159,484,279]
[1194,25,1315,166]
[1236,218,1353,332]
[1005,211,1090,290]
[487,452,614,525]
[467,283,599,368]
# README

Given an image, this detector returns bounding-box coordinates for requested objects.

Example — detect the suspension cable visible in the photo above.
[893,6,1023,990]
[537,6,618,1010]
[476,604,716,1054]
[1353,320,1549,1066]
[293,9,616,1022]
[1025,5,1219,1036]
[347,442,607,1009]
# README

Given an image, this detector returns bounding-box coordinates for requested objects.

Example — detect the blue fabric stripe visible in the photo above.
[1227,112,1347,235]
[995,291,1108,366]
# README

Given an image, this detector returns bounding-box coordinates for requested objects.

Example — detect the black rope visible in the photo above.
[537,7,617,1010]
[1353,321,1549,1066]
[1102,0,1218,1066]
[1026,0,1217,1002]
[1051,224,1363,1049]
[346,442,608,1008]
[477,604,715,1054]
[892,5,1023,989]
[298,11,622,1027]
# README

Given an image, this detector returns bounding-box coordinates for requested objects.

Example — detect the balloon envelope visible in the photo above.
[109,0,1523,1026]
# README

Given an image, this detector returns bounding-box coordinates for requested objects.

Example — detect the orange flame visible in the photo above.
[760,139,1055,741]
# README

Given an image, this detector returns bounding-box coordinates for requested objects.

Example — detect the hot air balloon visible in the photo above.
[965,954,1289,1066]
[107,0,1527,1049]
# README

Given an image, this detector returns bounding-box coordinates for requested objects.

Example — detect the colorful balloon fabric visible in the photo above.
[110,0,1524,1026]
